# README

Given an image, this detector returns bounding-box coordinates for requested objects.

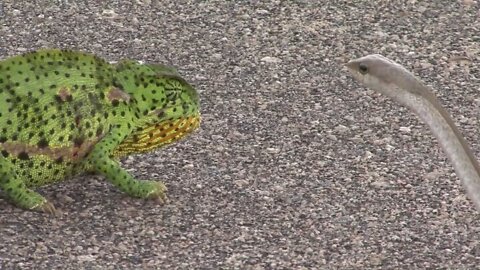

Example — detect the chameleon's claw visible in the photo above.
[155,194,169,204]
[145,181,168,204]
[31,200,59,216]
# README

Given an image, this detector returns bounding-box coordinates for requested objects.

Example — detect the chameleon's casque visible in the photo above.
[0,49,200,214]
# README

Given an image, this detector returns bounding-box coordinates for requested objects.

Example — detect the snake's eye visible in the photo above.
[359,63,368,74]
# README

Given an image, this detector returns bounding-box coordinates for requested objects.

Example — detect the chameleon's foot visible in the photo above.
[144,181,168,203]
[30,200,59,216]
[126,180,168,203]
[7,189,59,215]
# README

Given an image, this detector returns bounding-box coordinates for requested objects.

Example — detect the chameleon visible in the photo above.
[0,49,201,214]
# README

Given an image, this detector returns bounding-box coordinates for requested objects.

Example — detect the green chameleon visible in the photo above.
[0,49,201,214]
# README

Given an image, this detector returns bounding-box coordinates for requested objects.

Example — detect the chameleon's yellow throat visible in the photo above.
[114,115,201,157]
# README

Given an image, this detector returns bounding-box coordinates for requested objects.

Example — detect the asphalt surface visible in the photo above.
[0,0,480,269]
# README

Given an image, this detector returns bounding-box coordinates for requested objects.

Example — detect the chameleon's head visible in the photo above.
[114,65,201,156]
[145,63,200,114]
[138,64,200,123]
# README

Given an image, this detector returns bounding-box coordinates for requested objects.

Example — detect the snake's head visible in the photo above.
[346,54,431,106]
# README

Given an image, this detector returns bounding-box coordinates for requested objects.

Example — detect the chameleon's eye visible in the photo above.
[359,63,368,74]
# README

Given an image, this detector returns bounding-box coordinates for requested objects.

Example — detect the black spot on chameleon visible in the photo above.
[96,126,103,137]
[17,152,30,160]
[74,137,85,147]
[27,161,34,169]
[55,157,64,164]
[74,115,81,127]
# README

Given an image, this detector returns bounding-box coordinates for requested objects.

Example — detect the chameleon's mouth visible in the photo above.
[114,114,201,157]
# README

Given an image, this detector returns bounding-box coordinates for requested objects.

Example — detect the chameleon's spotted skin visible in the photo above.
[0,49,200,214]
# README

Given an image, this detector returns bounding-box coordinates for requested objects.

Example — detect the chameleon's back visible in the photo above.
[0,49,113,146]
[0,49,116,184]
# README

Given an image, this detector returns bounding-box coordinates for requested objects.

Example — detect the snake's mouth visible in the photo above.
[114,114,201,157]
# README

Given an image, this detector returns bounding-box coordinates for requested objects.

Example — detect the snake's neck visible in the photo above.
[412,96,480,209]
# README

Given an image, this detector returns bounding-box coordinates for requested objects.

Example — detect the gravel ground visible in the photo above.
[0,0,480,269]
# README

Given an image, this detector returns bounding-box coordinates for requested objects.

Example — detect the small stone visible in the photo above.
[399,126,411,132]
[234,179,249,188]
[334,124,349,133]
[101,9,118,19]
[327,134,337,141]
[256,9,269,15]
[232,66,242,73]
[266,147,280,154]
[261,56,282,63]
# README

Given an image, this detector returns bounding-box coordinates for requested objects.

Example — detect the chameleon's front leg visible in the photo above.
[86,126,167,202]
[0,158,57,214]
